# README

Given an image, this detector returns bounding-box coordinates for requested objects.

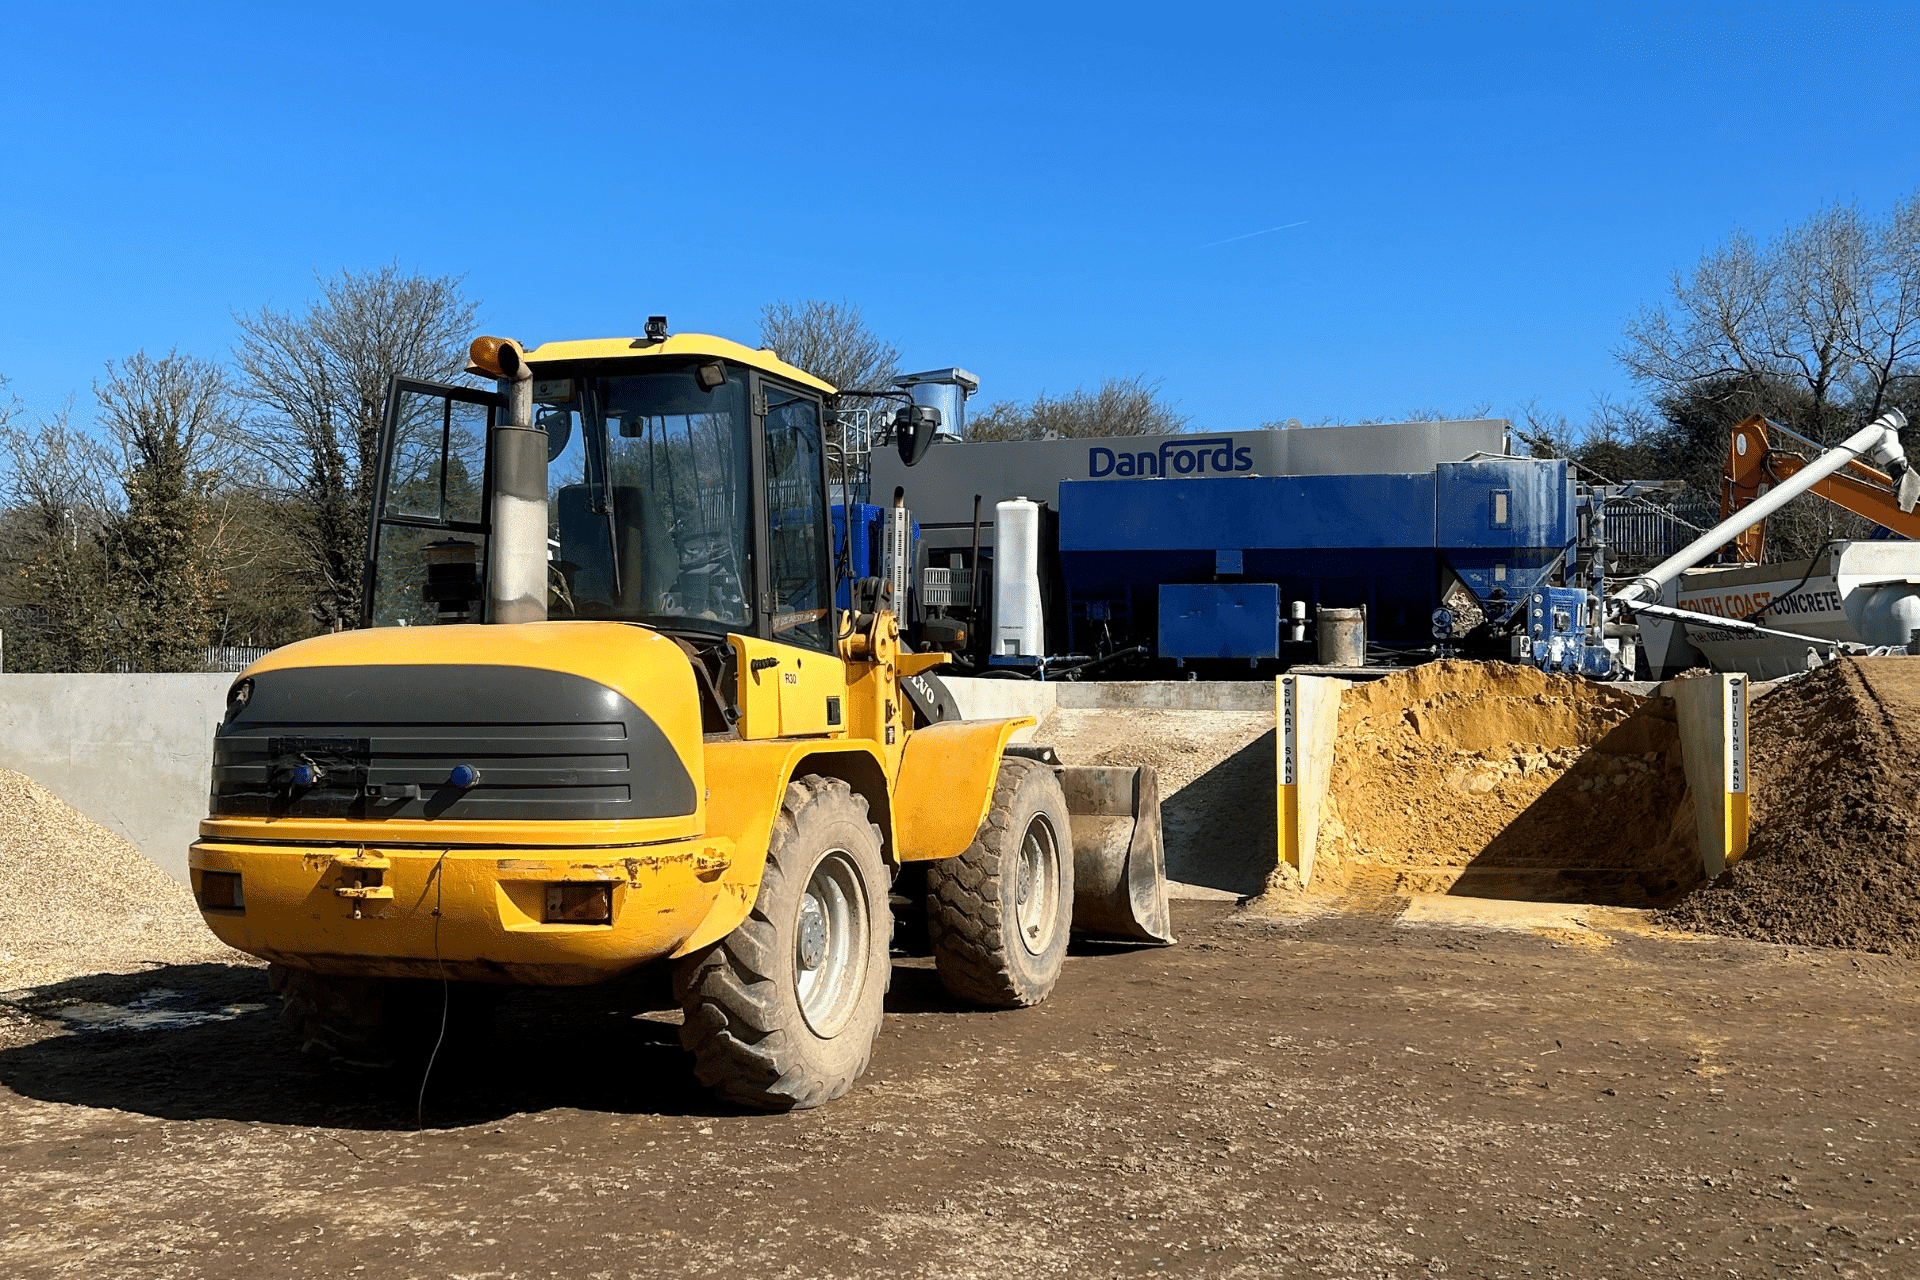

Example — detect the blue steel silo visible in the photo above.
[1055,456,1574,663]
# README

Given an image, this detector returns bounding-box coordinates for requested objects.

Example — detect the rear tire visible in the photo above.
[269,965,480,1071]
[926,756,1074,1008]
[674,775,891,1111]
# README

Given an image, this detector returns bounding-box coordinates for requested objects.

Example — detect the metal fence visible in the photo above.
[99,646,270,674]
[1601,497,1716,563]
[203,646,272,673]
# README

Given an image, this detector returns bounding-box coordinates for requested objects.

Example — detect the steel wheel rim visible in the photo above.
[795,848,866,1037]
[1013,813,1062,957]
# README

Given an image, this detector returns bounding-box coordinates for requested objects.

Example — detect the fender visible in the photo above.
[891,717,1036,862]
[670,739,891,958]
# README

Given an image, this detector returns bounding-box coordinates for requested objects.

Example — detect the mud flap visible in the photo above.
[1007,748,1174,945]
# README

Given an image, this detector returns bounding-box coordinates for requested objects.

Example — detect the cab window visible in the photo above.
[764,391,832,651]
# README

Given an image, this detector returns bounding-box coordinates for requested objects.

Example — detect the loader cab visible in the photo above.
[364,335,840,665]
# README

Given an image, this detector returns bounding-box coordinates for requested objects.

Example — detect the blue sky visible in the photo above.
[2,2,1916,436]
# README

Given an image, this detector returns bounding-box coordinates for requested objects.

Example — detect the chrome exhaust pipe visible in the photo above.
[471,336,547,625]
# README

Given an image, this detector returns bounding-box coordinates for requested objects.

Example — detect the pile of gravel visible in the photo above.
[0,768,247,992]
[1659,657,1920,956]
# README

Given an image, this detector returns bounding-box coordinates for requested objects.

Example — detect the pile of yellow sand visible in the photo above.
[1277,662,1703,906]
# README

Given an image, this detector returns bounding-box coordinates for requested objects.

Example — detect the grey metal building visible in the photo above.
[873,419,1512,554]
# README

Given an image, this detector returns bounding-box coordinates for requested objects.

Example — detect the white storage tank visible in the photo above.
[994,497,1045,658]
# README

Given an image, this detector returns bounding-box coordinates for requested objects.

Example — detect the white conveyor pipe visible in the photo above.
[1613,410,1913,612]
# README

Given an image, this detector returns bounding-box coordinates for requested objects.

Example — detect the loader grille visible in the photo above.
[211,663,697,822]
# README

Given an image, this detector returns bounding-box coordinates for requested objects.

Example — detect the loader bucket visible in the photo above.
[1058,764,1176,945]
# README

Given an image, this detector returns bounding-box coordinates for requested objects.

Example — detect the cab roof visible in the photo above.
[518,333,836,395]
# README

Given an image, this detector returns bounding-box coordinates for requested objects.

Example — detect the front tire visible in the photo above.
[674,775,891,1111]
[926,756,1074,1008]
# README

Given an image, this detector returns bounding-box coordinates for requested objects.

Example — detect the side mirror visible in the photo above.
[894,404,941,467]
[537,405,574,462]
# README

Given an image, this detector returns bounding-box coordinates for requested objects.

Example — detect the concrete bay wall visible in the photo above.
[0,672,1274,885]
[0,674,232,883]
[941,676,1275,723]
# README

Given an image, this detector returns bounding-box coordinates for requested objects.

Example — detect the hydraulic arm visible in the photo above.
[1613,409,1915,617]
[1721,413,1920,563]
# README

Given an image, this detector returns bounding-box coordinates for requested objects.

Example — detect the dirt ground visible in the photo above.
[3,900,1916,1280]
[1663,657,1920,956]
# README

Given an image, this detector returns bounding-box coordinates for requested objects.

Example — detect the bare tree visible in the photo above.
[232,265,478,630]
[1273,401,1496,430]
[1854,191,1920,422]
[96,351,234,474]
[1508,398,1578,460]
[0,397,120,671]
[756,298,906,479]
[94,350,237,670]
[967,376,1190,442]
[1619,230,1783,408]
[1615,194,1920,561]
[1619,194,1920,445]
[757,299,901,394]
[201,486,325,651]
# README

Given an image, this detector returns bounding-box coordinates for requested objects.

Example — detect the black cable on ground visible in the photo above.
[416,848,452,1132]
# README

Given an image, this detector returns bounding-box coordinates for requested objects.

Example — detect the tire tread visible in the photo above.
[924,757,1071,1009]
[673,774,888,1111]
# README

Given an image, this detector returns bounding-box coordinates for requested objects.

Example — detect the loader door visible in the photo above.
[363,378,505,627]
[757,379,835,652]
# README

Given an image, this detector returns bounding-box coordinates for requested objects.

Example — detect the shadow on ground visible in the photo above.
[0,963,727,1129]
[0,948,1127,1130]
[1453,698,1703,907]
[1161,728,1276,896]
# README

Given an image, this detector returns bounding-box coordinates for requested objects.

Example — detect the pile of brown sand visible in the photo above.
[1660,657,1920,956]
[1274,661,1702,905]
[0,768,246,992]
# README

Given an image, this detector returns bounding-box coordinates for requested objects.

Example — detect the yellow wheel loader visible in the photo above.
[191,324,1172,1110]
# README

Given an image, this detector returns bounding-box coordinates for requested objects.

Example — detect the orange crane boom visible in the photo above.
[1721,414,1920,563]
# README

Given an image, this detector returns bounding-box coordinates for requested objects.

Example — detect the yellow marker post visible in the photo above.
[1725,672,1750,868]
[1672,671,1750,878]
[1276,674,1343,887]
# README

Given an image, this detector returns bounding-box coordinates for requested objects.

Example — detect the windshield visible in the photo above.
[542,366,755,634]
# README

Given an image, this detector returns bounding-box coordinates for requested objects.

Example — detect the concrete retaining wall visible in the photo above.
[1055,681,1274,711]
[942,677,1274,724]
[941,678,1057,739]
[0,674,231,884]
[0,672,1278,884]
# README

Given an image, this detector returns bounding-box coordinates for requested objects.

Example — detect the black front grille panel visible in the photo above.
[212,665,698,822]
[214,722,637,819]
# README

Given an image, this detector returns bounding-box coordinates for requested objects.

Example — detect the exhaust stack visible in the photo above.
[470,336,548,625]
